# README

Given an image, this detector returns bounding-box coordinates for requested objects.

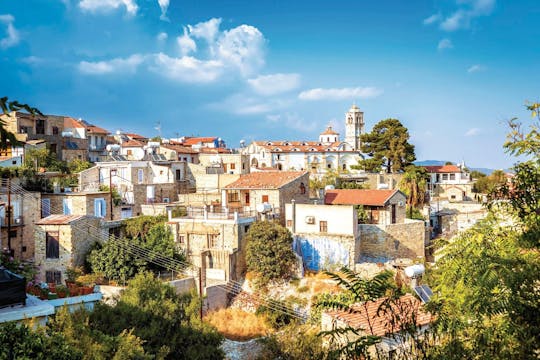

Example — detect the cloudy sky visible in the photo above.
[1,0,538,169]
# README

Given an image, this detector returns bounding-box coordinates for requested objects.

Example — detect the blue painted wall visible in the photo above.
[293,236,350,271]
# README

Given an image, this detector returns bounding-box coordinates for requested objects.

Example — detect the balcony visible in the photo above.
[172,206,259,221]
[1,216,24,227]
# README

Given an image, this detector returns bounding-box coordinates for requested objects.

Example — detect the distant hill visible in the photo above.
[414,160,509,175]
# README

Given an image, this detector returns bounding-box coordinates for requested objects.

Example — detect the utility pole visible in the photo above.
[6,177,12,256]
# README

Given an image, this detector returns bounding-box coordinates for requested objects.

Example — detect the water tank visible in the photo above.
[377,183,389,189]
[324,184,335,191]
[106,144,121,152]
[147,141,160,148]
[404,264,425,278]
[256,203,272,213]
[61,131,73,137]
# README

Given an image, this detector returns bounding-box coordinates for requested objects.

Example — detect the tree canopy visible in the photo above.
[399,165,429,217]
[245,220,296,286]
[355,118,416,173]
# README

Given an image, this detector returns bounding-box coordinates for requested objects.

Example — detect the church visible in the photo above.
[243,104,365,175]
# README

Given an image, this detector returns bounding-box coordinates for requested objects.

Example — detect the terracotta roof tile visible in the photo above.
[36,214,86,225]
[224,171,307,189]
[63,117,85,129]
[253,140,353,153]
[163,144,198,154]
[324,294,433,337]
[320,126,339,135]
[121,139,144,147]
[125,133,146,140]
[423,165,461,173]
[325,189,400,206]
[182,137,217,146]
[86,124,110,134]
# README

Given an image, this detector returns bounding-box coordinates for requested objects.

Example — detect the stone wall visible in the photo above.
[35,216,104,282]
[178,192,221,206]
[0,191,41,261]
[204,284,229,313]
[358,219,426,262]
[169,277,196,295]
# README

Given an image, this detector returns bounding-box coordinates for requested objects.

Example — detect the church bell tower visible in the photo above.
[345,103,364,151]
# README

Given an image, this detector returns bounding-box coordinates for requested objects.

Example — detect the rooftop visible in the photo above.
[423,165,461,174]
[324,293,432,337]
[325,189,401,206]
[320,126,339,135]
[182,137,217,146]
[224,171,307,190]
[121,139,145,147]
[36,214,86,225]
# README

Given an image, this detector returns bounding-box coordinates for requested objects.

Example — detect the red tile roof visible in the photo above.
[198,147,232,154]
[423,165,461,173]
[224,171,308,190]
[324,189,401,206]
[253,141,354,153]
[182,137,217,146]
[324,294,433,337]
[121,139,144,147]
[163,144,198,154]
[36,214,86,225]
[125,133,146,140]
[320,126,339,135]
[86,124,110,134]
[63,117,85,129]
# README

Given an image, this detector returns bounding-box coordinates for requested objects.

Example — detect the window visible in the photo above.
[228,192,239,202]
[176,169,182,181]
[208,234,219,248]
[178,235,185,244]
[36,119,45,135]
[46,232,60,259]
[52,126,59,135]
[62,198,72,215]
[137,169,144,184]
[327,164,332,169]
[45,270,62,284]
[449,173,456,180]
[300,182,306,194]
[244,225,250,233]
[319,220,328,232]
[41,199,51,218]
[127,149,133,156]
[342,164,347,170]
[230,163,236,170]
[442,174,448,181]
[50,144,57,154]
[262,195,269,203]
[94,198,106,218]
[286,220,292,227]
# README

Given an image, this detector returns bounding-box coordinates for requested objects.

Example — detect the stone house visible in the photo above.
[167,208,257,282]
[286,203,358,270]
[63,116,110,162]
[423,164,472,202]
[0,189,41,261]
[321,293,433,357]
[78,160,188,216]
[325,189,407,225]
[35,215,105,283]
[198,153,250,175]
[120,139,145,160]
[160,144,199,163]
[40,191,124,221]
[222,171,310,223]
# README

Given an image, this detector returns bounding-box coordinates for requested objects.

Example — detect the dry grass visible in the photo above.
[204,308,272,341]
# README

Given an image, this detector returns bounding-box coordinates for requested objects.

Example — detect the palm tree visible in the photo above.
[0,96,42,150]
[399,165,429,218]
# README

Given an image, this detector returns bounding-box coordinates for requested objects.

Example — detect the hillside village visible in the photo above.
[0,101,537,360]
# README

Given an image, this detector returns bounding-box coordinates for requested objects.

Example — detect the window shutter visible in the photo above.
[101,199,107,217]
[63,199,71,215]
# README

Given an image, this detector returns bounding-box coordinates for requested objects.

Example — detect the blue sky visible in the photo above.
[1,0,538,169]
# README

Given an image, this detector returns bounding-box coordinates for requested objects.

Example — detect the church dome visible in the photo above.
[320,126,339,135]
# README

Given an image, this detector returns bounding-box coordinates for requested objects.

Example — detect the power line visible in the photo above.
[2,180,308,320]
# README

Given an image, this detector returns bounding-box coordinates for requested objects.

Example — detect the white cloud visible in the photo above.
[177,28,196,56]
[157,0,169,21]
[467,64,486,73]
[298,87,383,101]
[216,24,265,77]
[0,14,20,49]
[247,73,300,96]
[78,54,144,74]
[464,127,480,136]
[188,18,222,44]
[266,112,318,132]
[149,53,223,83]
[79,0,138,15]
[425,0,496,32]
[156,32,168,41]
[437,38,453,50]
[423,13,441,25]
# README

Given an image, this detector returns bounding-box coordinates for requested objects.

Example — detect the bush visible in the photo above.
[204,308,271,340]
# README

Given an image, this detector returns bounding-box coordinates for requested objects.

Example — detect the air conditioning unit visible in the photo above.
[305,216,315,224]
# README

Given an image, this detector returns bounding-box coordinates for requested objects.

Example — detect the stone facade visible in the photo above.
[167,212,256,282]
[0,190,41,261]
[358,219,427,262]
[198,153,250,175]
[40,191,122,221]
[34,215,104,283]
